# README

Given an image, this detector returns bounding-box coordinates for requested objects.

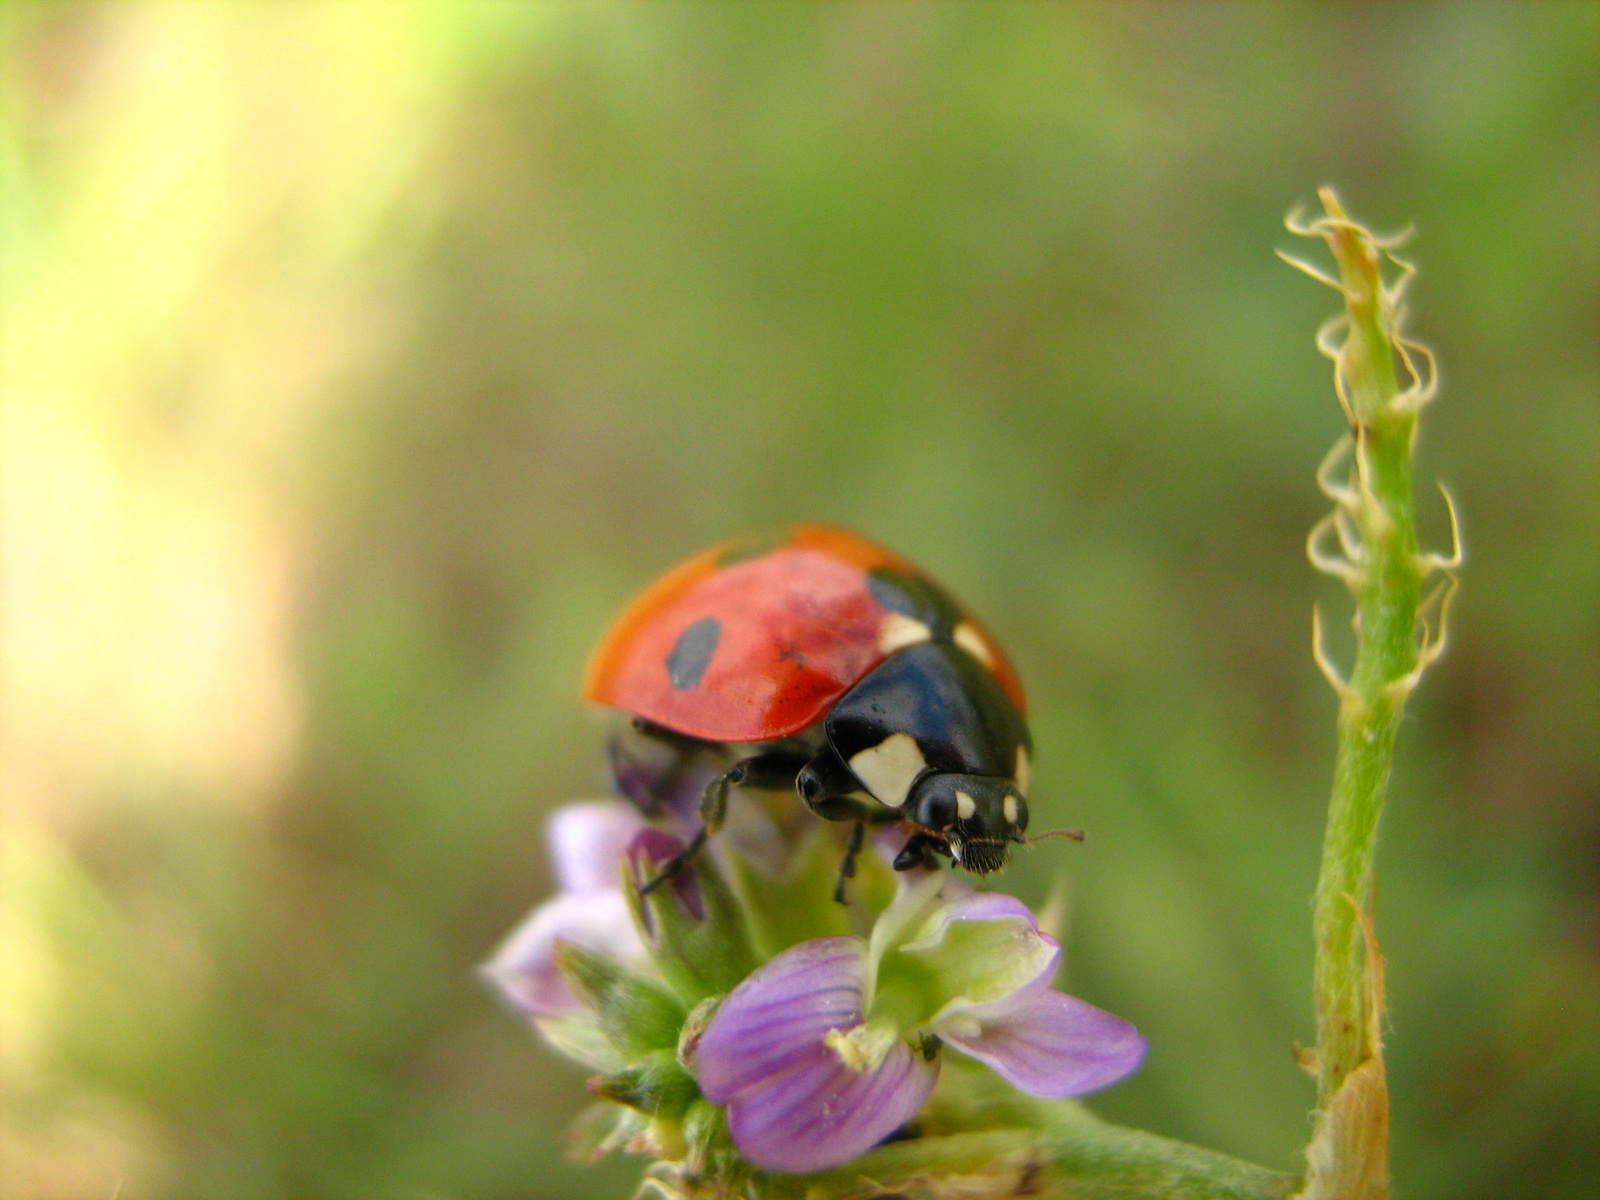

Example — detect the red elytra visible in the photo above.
[584,524,1025,743]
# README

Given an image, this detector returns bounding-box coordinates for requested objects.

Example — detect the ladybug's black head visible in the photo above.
[906,773,1028,875]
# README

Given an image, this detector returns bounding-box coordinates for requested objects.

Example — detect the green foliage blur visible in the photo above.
[2,3,1595,1198]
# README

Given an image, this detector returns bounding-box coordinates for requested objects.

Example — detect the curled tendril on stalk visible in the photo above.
[1285,189,1461,715]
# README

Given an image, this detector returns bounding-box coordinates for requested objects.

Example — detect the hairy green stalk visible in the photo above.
[780,1112,1296,1200]
[1281,190,1457,1196]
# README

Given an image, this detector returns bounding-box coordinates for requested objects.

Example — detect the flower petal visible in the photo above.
[547,800,647,896]
[865,870,953,972]
[935,984,1147,1098]
[609,732,721,823]
[896,875,1040,956]
[695,937,868,1103]
[893,889,1059,1017]
[626,827,704,920]
[927,881,1038,928]
[481,889,646,1017]
[724,1039,938,1174]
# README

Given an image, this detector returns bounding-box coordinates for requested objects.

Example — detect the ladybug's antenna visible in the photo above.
[1017,827,1086,845]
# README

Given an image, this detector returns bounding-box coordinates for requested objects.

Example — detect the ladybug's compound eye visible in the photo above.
[796,768,822,803]
[914,788,958,830]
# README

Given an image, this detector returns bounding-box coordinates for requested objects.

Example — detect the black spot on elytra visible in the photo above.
[666,616,721,689]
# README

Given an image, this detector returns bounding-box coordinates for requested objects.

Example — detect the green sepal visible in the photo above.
[554,940,686,1058]
[590,1048,700,1118]
[679,1097,744,1182]
[534,1013,628,1073]
[625,849,760,1004]
[565,1101,637,1163]
[675,993,722,1072]
[724,823,891,957]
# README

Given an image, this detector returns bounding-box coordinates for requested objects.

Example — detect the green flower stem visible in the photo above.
[1284,190,1452,1112]
[765,1104,1296,1200]
[643,1066,1295,1200]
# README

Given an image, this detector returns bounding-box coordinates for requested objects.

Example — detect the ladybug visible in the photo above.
[585,525,1067,899]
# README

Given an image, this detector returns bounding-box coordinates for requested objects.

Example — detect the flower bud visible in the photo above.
[590,1048,700,1119]
[624,830,759,1004]
[554,940,686,1059]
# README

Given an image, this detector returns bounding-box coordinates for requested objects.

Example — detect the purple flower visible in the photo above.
[626,826,706,927]
[692,872,1146,1174]
[693,937,938,1172]
[482,800,653,1019]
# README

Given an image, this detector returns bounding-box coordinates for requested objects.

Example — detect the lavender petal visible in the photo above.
[724,1039,938,1174]
[935,983,1147,1098]
[935,883,1039,926]
[547,800,647,895]
[481,889,645,1018]
[626,827,704,919]
[896,880,1044,960]
[695,937,868,1103]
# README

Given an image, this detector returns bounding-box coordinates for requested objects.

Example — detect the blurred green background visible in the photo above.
[2,3,1596,1198]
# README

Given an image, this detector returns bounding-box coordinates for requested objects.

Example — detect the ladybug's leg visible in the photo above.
[893,832,948,872]
[637,749,809,895]
[833,819,867,904]
[795,747,897,904]
[794,746,864,821]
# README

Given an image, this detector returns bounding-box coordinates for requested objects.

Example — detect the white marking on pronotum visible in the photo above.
[879,612,933,654]
[1014,746,1031,796]
[1002,794,1019,824]
[953,621,996,668]
[849,732,928,807]
[955,790,977,820]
